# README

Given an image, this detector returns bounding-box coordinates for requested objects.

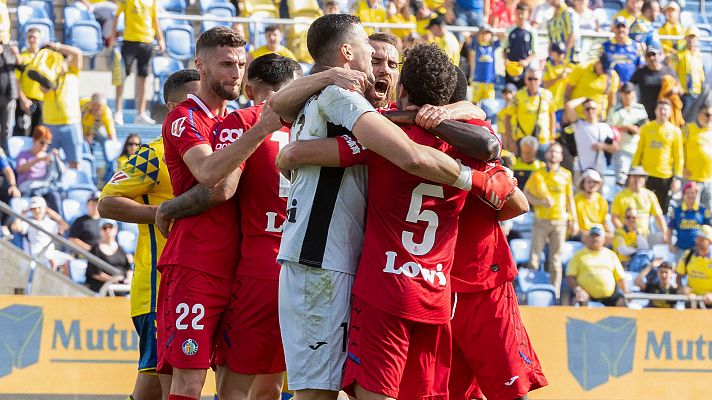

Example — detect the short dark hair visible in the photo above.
[449,66,468,103]
[657,99,672,107]
[307,14,361,64]
[163,69,200,104]
[516,2,530,11]
[247,53,302,90]
[399,43,456,106]
[265,25,280,33]
[196,26,247,58]
[369,32,399,49]
[642,0,659,13]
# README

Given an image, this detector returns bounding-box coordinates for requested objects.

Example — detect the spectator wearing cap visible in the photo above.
[68,193,102,252]
[542,42,572,122]
[524,142,578,299]
[572,0,598,32]
[630,44,676,119]
[676,224,712,306]
[85,218,132,294]
[613,206,650,265]
[490,0,517,28]
[630,0,662,50]
[658,1,684,59]
[612,166,668,239]
[608,82,649,185]
[469,25,498,104]
[614,0,644,28]
[562,97,617,175]
[427,15,461,66]
[574,169,610,238]
[10,196,71,273]
[547,0,580,63]
[668,182,711,257]
[603,17,644,85]
[503,3,538,89]
[512,135,545,189]
[682,105,712,210]
[564,53,620,120]
[511,67,556,152]
[567,224,629,307]
[675,26,705,111]
[634,260,678,308]
[632,99,683,211]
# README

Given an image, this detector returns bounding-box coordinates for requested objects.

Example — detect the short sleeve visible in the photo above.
[336,134,369,167]
[567,65,583,86]
[115,0,126,14]
[676,254,687,275]
[100,143,162,200]
[611,253,625,281]
[611,194,622,216]
[317,85,376,131]
[566,253,580,276]
[649,191,663,216]
[163,107,211,158]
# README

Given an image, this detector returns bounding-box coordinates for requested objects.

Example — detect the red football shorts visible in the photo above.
[156,264,233,374]
[450,282,548,400]
[212,274,286,374]
[342,296,450,400]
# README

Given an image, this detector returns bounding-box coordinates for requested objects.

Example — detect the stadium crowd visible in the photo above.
[1,0,712,399]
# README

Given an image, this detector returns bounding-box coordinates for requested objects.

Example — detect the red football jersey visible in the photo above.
[221,103,289,280]
[450,197,517,293]
[338,126,484,324]
[159,94,240,278]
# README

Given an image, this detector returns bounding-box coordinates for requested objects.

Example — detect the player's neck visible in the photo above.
[194,88,227,117]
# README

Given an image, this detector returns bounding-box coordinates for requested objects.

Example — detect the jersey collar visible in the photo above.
[187,94,216,119]
[682,202,700,211]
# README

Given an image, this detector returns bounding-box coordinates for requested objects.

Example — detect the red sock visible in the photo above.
[168,395,198,400]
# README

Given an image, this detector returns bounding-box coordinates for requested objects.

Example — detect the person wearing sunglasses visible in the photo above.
[613,207,650,266]
[562,97,616,177]
[116,134,141,168]
[681,105,712,213]
[511,67,556,157]
[15,125,64,214]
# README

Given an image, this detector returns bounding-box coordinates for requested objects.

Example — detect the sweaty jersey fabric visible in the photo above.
[159,94,240,278]
[101,137,173,317]
[337,126,484,324]
[277,85,375,275]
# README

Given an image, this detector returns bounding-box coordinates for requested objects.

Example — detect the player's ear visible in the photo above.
[341,43,353,62]
[195,56,205,75]
[245,84,255,101]
[397,83,407,100]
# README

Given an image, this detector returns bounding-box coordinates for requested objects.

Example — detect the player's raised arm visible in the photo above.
[268,67,367,123]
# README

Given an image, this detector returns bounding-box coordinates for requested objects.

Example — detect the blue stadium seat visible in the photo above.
[152,56,183,104]
[17,5,47,39]
[22,0,54,21]
[10,197,30,214]
[63,6,95,42]
[103,139,124,163]
[164,25,196,61]
[511,211,533,234]
[201,11,233,32]
[62,199,83,224]
[7,136,33,160]
[601,0,624,8]
[526,284,558,306]
[509,238,531,265]
[200,0,231,14]
[207,3,237,16]
[515,268,552,303]
[69,21,104,57]
[69,259,88,284]
[117,230,138,254]
[561,240,583,267]
[160,0,188,13]
[65,188,96,206]
[20,18,55,50]
[681,11,707,26]
[159,12,191,29]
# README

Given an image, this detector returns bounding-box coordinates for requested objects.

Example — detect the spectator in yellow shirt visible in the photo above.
[109,0,165,125]
[81,93,116,146]
[15,28,43,138]
[613,207,650,264]
[683,105,712,211]
[542,42,571,118]
[676,224,712,306]
[564,52,619,120]
[512,135,545,190]
[676,26,705,111]
[574,168,610,238]
[611,166,668,239]
[354,0,387,34]
[657,1,683,58]
[613,0,643,27]
[426,14,461,66]
[524,142,578,298]
[632,99,683,212]
[511,67,556,152]
[386,0,416,40]
[567,224,629,307]
[498,83,517,151]
[247,25,297,71]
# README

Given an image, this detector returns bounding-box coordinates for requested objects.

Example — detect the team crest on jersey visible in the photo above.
[182,339,198,356]
[109,171,129,184]
[172,117,187,137]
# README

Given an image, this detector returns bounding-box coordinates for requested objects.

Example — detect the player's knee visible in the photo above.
[171,369,206,399]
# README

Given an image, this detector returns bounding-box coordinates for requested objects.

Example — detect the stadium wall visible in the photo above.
[0,296,711,398]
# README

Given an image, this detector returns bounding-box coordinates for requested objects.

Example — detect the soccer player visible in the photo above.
[268,15,508,400]
[98,69,200,400]
[276,44,518,399]
[155,54,302,400]
[156,27,282,400]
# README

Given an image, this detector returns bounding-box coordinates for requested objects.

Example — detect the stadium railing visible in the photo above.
[624,292,707,309]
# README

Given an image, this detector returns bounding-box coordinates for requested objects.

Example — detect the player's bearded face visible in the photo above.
[205,46,247,101]
[367,41,399,108]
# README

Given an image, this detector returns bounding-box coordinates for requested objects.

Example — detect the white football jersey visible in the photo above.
[277,85,375,275]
